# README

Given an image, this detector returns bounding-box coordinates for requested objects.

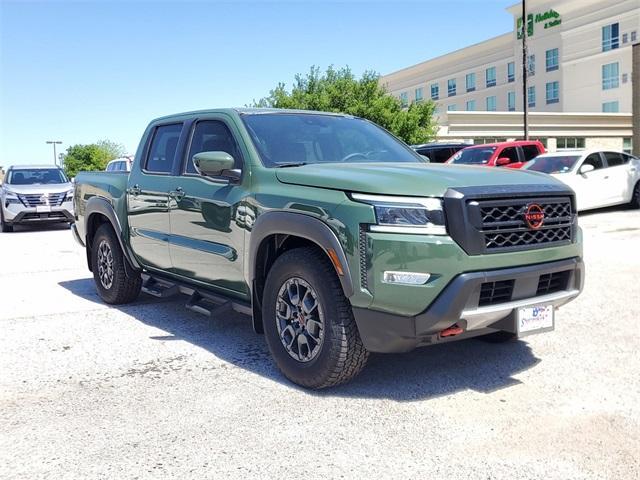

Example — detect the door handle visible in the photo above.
[169,187,185,200]
[128,184,141,196]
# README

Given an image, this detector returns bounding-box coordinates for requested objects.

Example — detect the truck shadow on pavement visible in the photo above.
[60,278,540,401]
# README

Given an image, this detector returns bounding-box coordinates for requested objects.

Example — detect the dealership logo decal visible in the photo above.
[524,204,544,229]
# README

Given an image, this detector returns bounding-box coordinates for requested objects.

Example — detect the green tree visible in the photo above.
[253,66,437,145]
[63,140,125,177]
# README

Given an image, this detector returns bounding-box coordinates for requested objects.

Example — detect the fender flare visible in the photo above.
[85,196,141,271]
[248,211,354,298]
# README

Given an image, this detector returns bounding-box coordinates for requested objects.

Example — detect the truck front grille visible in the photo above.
[477,197,573,252]
[18,193,66,207]
[478,279,514,306]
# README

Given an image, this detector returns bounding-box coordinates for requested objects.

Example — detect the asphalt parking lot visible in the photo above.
[1,208,639,480]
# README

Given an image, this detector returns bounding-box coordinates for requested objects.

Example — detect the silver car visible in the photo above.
[0,165,74,232]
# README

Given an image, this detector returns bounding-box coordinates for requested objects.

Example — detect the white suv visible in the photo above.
[0,165,74,232]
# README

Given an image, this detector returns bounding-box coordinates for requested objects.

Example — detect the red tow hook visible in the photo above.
[440,324,464,338]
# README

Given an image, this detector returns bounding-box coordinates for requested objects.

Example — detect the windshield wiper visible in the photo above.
[275,162,308,168]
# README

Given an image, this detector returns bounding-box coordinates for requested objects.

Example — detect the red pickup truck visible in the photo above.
[447,140,545,169]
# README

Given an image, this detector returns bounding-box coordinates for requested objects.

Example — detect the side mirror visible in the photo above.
[193,151,235,177]
[579,164,595,175]
[496,157,511,166]
[419,154,431,163]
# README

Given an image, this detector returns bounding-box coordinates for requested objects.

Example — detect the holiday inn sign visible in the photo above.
[517,8,562,38]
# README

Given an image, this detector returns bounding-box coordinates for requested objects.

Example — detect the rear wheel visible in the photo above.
[262,247,369,389]
[630,181,640,209]
[0,208,13,233]
[91,224,142,304]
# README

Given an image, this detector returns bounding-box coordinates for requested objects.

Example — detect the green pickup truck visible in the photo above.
[72,108,584,388]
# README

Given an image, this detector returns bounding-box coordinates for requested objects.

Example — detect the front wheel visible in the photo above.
[262,247,369,389]
[0,208,13,233]
[91,224,142,304]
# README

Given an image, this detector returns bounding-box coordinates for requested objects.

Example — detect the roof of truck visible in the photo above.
[8,164,62,170]
[151,108,353,123]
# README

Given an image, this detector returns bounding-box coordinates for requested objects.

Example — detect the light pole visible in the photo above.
[46,141,62,166]
[522,0,529,140]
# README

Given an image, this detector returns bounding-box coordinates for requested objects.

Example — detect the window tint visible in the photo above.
[522,145,541,162]
[499,147,519,163]
[429,148,454,163]
[146,124,183,174]
[583,153,604,170]
[185,121,242,174]
[621,153,634,164]
[603,151,624,167]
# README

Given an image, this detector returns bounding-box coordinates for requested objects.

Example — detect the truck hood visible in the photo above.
[2,183,73,195]
[275,162,562,196]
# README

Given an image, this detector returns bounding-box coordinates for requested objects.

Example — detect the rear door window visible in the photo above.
[522,144,541,162]
[603,151,624,167]
[145,123,183,174]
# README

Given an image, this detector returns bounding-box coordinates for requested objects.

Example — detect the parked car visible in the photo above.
[105,156,133,172]
[411,142,469,163]
[0,165,74,232]
[72,108,583,389]
[448,140,545,168]
[523,149,640,211]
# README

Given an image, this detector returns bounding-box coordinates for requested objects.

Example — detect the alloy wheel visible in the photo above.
[275,277,325,363]
[97,240,114,289]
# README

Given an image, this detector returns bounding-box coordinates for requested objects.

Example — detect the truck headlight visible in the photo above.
[64,189,74,202]
[351,193,446,235]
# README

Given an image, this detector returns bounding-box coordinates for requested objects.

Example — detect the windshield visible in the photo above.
[525,155,580,174]
[449,147,497,165]
[7,168,68,185]
[241,113,422,167]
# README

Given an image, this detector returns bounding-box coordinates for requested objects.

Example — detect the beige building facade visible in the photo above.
[380,0,638,152]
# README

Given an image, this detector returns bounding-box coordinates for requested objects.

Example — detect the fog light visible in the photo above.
[382,271,430,285]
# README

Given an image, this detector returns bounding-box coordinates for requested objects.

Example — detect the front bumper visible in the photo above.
[352,257,584,353]
[4,206,74,224]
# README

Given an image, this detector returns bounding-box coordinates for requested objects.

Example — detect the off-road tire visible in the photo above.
[0,209,13,233]
[262,247,369,389]
[91,223,142,304]
[630,181,640,209]
[477,330,517,343]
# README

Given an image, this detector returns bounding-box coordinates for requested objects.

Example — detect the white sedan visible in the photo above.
[523,149,640,211]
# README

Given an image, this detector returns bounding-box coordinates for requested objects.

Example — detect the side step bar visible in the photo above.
[141,273,252,318]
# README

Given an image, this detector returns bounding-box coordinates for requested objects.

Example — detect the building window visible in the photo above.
[431,83,439,100]
[528,54,536,76]
[527,86,536,107]
[447,79,457,97]
[415,87,424,103]
[486,96,497,111]
[623,138,632,154]
[466,100,476,111]
[546,81,559,104]
[602,23,619,52]
[485,67,496,87]
[632,31,637,42]
[622,73,628,84]
[474,138,507,145]
[602,101,619,113]
[466,73,476,92]
[623,33,628,44]
[507,91,516,111]
[507,62,515,82]
[399,92,408,107]
[546,48,559,72]
[602,62,619,90]
[557,137,585,150]
[447,104,457,112]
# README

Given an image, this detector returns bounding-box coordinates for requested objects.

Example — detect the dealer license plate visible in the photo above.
[36,206,51,213]
[517,304,554,336]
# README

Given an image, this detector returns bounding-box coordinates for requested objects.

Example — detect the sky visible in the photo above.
[0,0,514,166]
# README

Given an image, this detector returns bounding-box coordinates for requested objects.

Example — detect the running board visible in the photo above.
[141,273,252,318]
